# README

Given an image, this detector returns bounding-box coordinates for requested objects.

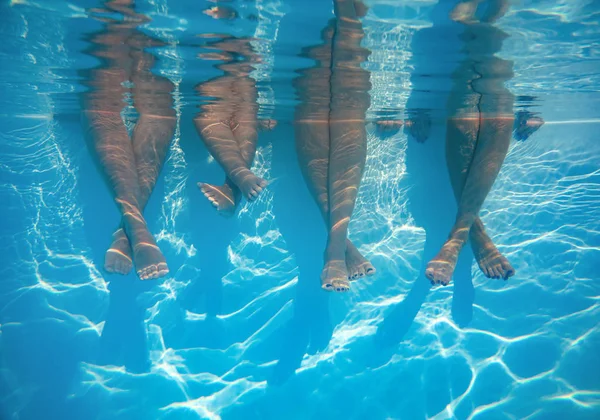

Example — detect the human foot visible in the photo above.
[321,260,350,292]
[198,182,240,217]
[237,172,267,202]
[471,237,515,280]
[426,238,463,286]
[104,228,133,275]
[345,241,376,280]
[130,229,169,280]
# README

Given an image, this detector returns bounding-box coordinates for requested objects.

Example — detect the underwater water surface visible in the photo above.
[1,0,599,419]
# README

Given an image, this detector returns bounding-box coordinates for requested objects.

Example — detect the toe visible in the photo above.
[321,283,334,292]
[503,265,515,279]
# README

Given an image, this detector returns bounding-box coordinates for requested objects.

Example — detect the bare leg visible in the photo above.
[105,114,175,274]
[428,2,514,285]
[426,115,513,285]
[105,38,175,277]
[321,118,367,292]
[320,1,370,292]
[443,118,514,280]
[195,114,266,202]
[296,120,375,283]
[85,108,167,280]
[199,104,260,216]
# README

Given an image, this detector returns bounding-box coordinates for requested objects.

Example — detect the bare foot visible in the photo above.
[198,182,239,217]
[104,228,133,275]
[238,173,267,202]
[472,237,515,280]
[132,238,169,281]
[321,260,350,292]
[345,241,376,280]
[426,238,463,286]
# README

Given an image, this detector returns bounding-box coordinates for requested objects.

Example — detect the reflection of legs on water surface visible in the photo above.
[295,119,373,292]
[426,115,513,285]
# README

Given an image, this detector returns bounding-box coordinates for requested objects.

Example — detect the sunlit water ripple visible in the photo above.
[1,0,599,419]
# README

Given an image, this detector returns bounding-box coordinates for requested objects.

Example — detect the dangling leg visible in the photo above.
[320,0,371,292]
[320,116,367,292]
[443,117,514,280]
[295,119,375,285]
[105,43,175,276]
[195,114,266,202]
[426,114,513,285]
[85,107,169,280]
[194,78,266,207]
[198,104,262,216]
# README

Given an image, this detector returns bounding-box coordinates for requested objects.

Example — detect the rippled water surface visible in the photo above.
[1,0,599,419]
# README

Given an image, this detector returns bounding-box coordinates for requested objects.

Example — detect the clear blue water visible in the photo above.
[1,0,599,419]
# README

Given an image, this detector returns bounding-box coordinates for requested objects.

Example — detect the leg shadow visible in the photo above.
[375,123,475,348]
[268,123,333,385]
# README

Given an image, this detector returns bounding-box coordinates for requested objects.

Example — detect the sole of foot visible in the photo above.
[198,182,238,217]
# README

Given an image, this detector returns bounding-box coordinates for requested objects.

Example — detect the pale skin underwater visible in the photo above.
[425,0,516,285]
[294,0,375,292]
[82,0,175,280]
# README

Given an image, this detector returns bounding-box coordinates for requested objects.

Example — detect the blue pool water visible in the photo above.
[1,0,599,419]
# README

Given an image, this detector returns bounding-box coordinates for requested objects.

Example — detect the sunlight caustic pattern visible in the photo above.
[1,1,599,420]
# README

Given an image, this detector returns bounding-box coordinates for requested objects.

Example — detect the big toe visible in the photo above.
[365,265,376,277]
[321,282,335,292]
